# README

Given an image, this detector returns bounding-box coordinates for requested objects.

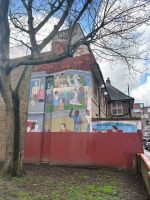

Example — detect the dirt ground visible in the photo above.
[0,164,149,200]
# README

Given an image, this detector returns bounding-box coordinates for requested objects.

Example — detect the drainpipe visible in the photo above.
[98,85,101,117]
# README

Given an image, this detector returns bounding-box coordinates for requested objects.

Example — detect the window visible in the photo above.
[112,109,117,115]
[112,102,116,107]
[133,109,141,113]
[143,114,148,119]
[140,103,144,108]
[145,126,150,130]
[111,102,123,115]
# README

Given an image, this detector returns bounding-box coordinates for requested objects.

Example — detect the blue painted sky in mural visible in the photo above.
[92,122,138,133]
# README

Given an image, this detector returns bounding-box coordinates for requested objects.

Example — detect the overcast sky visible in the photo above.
[96,23,150,106]
[9,9,150,106]
[10,21,150,106]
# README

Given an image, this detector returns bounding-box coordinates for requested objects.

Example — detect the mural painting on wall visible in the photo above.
[27,73,46,132]
[28,76,46,113]
[27,70,92,133]
[27,114,44,132]
[92,121,141,133]
[44,70,92,132]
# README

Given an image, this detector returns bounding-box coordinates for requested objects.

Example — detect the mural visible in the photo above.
[92,120,142,133]
[44,70,92,132]
[28,74,46,113]
[27,72,46,132]
[27,71,141,134]
[27,70,92,132]
[27,114,44,132]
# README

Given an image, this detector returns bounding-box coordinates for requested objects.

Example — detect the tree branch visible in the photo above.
[10,36,31,50]
[9,17,29,33]
[6,50,73,71]
[34,0,65,33]
[67,0,91,47]
[38,0,74,51]
[15,66,33,100]
[21,0,28,11]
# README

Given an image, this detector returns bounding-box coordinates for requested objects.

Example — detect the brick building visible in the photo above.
[105,78,134,118]
[132,103,150,137]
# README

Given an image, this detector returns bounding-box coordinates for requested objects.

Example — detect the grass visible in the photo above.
[0,165,148,200]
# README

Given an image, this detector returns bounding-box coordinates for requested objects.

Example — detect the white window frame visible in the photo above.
[111,101,123,115]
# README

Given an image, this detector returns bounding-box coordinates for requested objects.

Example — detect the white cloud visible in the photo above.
[131,76,150,106]
[95,22,150,106]
[9,15,59,58]
[9,1,150,107]
[93,0,150,106]
[98,58,141,93]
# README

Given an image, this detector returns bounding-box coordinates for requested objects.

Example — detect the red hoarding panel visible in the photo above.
[24,131,143,169]
[41,133,51,163]
[24,133,42,163]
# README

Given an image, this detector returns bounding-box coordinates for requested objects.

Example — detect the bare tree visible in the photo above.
[0,0,149,176]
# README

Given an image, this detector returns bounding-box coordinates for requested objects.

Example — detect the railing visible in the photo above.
[137,153,150,195]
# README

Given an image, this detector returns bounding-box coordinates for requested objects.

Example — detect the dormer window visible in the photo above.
[111,101,123,115]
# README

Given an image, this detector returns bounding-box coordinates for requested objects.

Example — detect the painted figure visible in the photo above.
[38,85,45,102]
[58,99,64,110]
[78,87,84,102]
[53,91,59,111]
[112,126,118,132]
[72,74,82,89]
[67,75,73,87]
[54,75,61,87]
[64,89,70,105]
[29,121,39,132]
[31,81,40,105]
[70,88,81,105]
[69,109,82,132]
[54,73,64,87]
[85,110,90,132]
[46,84,53,103]
[59,123,71,132]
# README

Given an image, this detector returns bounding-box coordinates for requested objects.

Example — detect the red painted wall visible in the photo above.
[24,131,143,169]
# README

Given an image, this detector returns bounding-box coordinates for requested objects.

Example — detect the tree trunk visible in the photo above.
[1,75,24,177]
[0,0,25,177]
[0,0,10,66]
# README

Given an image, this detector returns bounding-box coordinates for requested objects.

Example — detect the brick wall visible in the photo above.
[0,66,30,161]
[0,93,6,160]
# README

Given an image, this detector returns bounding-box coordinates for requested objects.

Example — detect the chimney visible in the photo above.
[106,78,111,85]
[51,41,67,55]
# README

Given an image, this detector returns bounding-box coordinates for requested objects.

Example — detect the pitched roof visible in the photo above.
[106,78,134,101]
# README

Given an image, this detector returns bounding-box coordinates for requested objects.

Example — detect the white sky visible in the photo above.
[9,8,150,106]
[96,23,150,106]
